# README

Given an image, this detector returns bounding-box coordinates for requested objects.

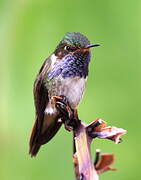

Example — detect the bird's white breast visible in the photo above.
[57,76,87,109]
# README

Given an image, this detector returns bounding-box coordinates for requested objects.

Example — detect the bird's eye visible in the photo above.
[64,46,76,52]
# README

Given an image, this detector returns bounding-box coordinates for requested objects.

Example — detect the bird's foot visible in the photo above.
[64,120,74,131]
[54,95,73,120]
[64,117,80,131]
[51,95,63,101]
[54,95,80,131]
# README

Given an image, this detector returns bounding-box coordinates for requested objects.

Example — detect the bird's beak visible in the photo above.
[85,44,100,48]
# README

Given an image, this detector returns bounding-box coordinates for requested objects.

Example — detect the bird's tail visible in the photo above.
[29,119,40,157]
[29,144,41,157]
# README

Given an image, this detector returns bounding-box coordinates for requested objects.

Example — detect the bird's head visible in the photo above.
[54,32,100,59]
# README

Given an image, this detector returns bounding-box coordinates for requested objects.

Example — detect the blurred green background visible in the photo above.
[0,0,141,179]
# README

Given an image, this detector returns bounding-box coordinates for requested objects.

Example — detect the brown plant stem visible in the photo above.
[55,98,127,180]
[73,122,99,180]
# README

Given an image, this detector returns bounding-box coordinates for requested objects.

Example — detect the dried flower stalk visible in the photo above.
[55,98,127,180]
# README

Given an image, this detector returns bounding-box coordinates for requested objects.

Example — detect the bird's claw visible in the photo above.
[59,95,69,106]
[64,121,74,131]
[54,95,73,120]
[51,95,63,101]
[53,95,80,131]
[56,101,71,118]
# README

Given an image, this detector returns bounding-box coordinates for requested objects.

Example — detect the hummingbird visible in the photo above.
[29,32,100,157]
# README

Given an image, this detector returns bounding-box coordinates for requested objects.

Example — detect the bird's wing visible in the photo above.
[29,58,62,157]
